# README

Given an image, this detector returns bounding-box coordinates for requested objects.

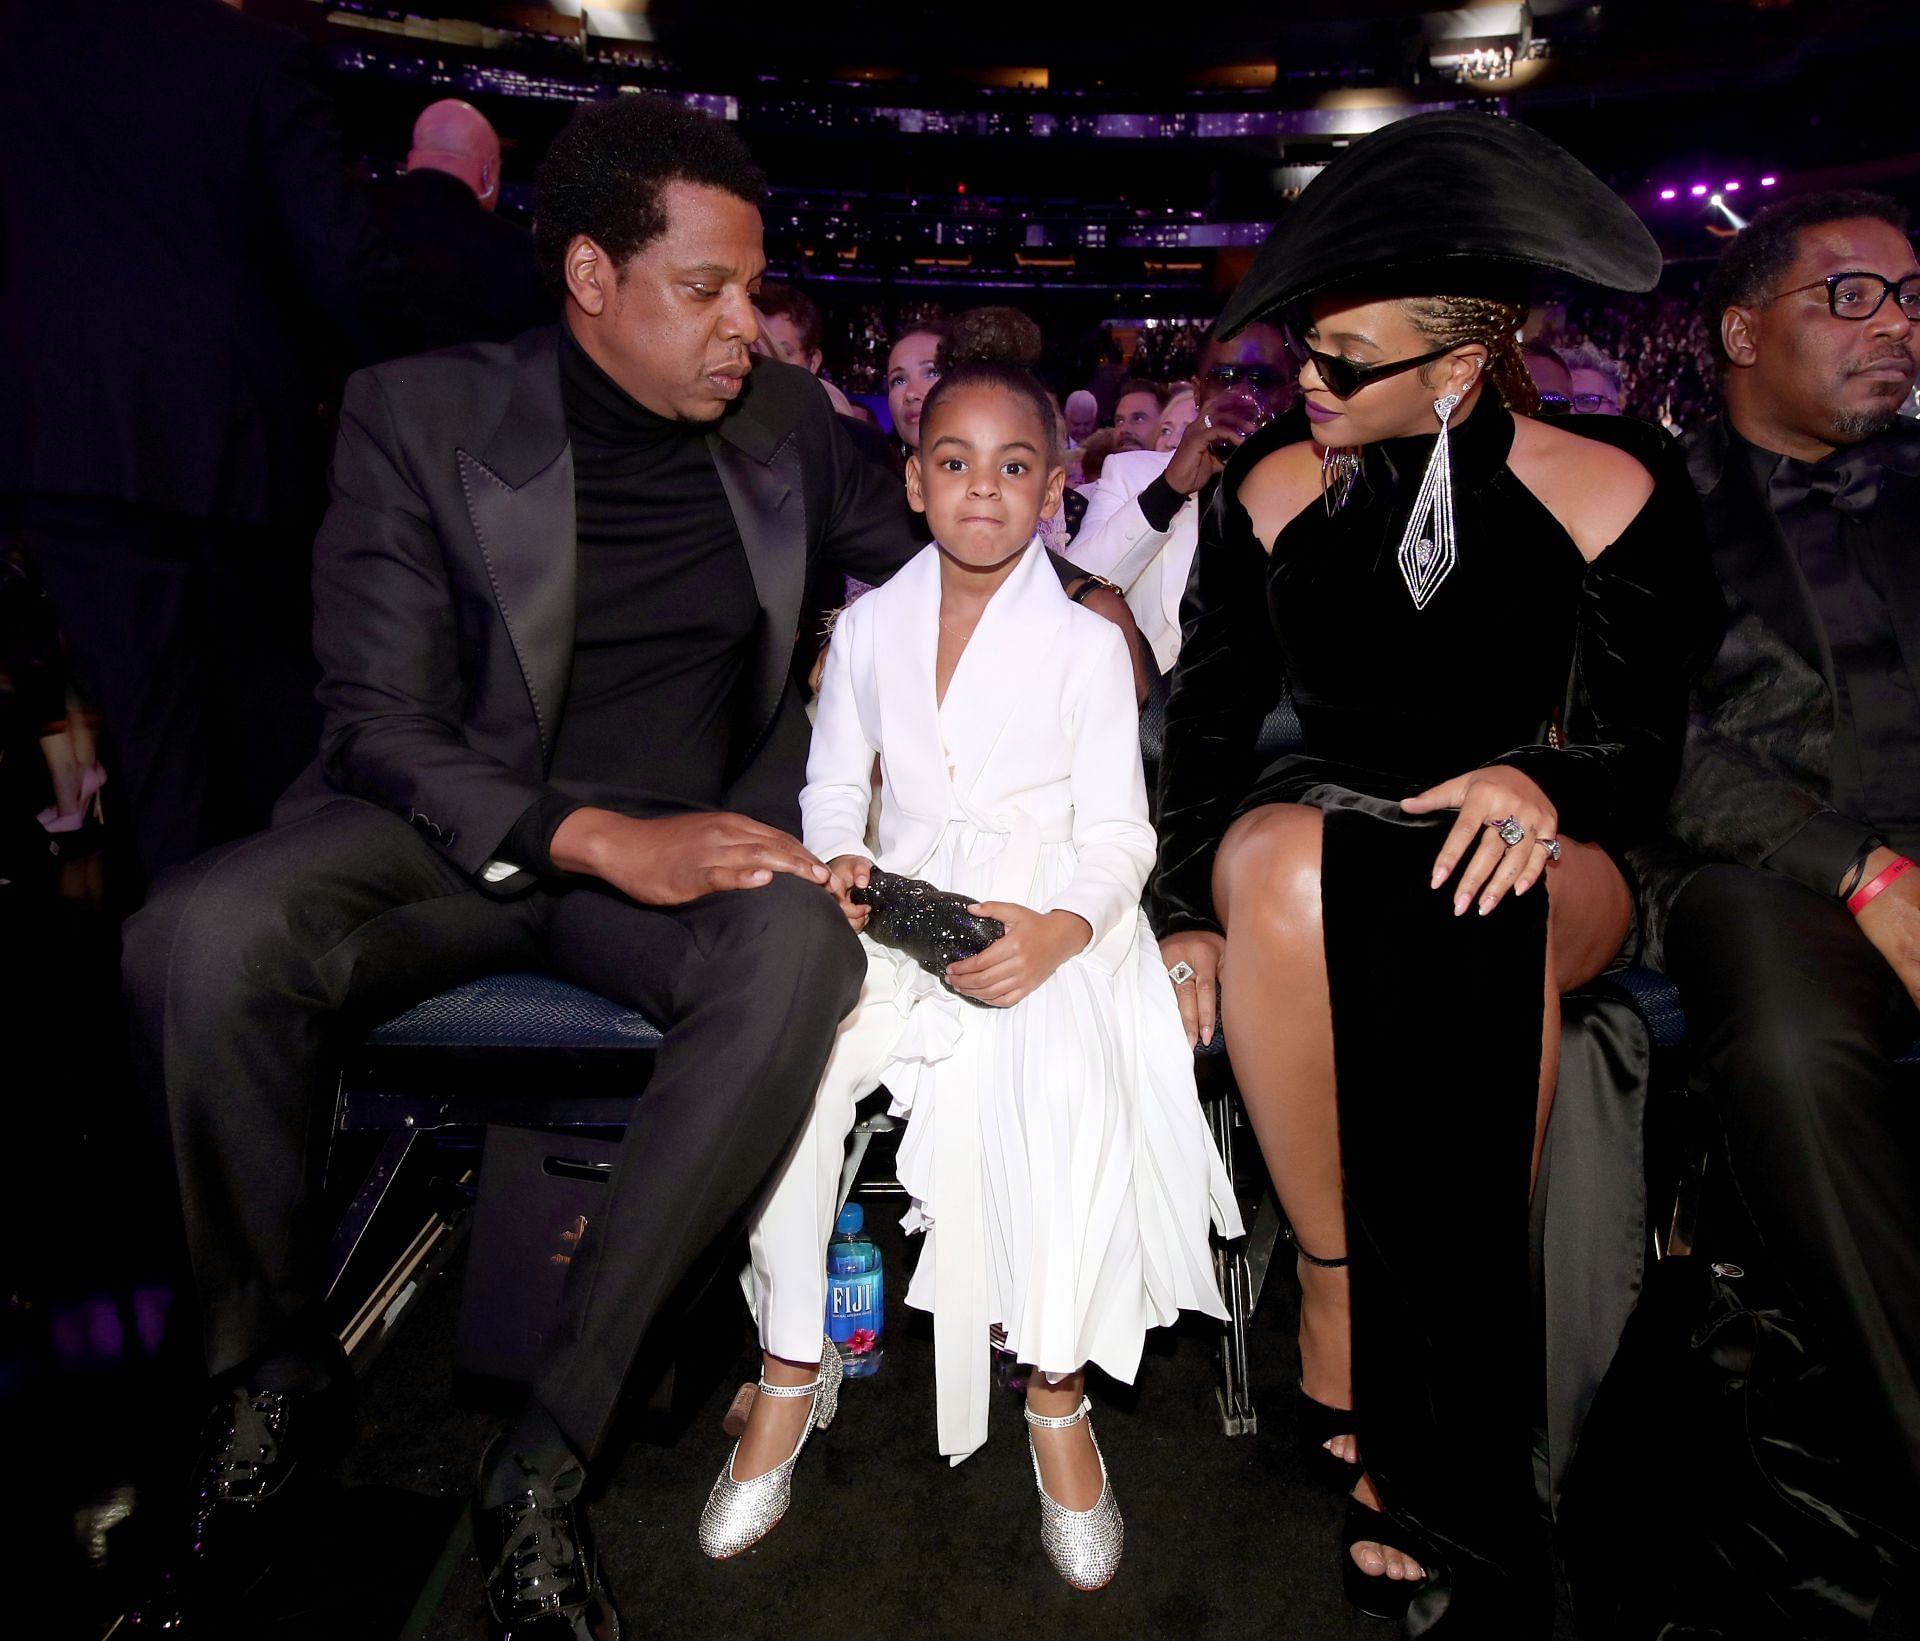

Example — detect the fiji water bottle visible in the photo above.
[826,1203,884,1377]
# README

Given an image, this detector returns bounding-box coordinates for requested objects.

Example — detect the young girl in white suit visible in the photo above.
[698,363,1241,1590]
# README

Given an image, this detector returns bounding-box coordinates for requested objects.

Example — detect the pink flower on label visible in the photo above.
[847,1328,877,1355]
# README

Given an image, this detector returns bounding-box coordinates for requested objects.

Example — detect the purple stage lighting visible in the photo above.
[1690,184,1709,197]
[1761,176,1778,187]
[1660,187,1677,200]
[1725,180,1741,191]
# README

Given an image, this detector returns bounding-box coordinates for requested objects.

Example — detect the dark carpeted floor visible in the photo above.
[245,1127,1581,1641]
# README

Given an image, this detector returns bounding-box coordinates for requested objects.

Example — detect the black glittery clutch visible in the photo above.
[850,867,1006,1007]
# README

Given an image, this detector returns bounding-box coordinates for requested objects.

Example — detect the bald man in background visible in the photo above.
[370,98,548,358]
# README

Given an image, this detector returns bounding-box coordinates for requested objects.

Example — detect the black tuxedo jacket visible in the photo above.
[278,328,918,883]
[1633,413,1920,963]
[0,0,389,525]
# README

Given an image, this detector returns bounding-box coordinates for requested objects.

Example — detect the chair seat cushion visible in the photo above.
[365,973,663,1052]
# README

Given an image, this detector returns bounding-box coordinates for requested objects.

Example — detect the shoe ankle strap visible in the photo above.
[1285,1226,1350,1270]
[756,1375,821,1399]
[1023,1395,1091,1430]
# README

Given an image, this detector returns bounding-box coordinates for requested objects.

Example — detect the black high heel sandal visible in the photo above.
[1341,1491,1443,1623]
[1288,1228,1362,1495]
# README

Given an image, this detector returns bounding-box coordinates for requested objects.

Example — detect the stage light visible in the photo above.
[1690,184,1708,197]
[1711,194,1749,230]
[1760,175,1778,187]
[1660,188,1677,200]
[1725,180,1741,191]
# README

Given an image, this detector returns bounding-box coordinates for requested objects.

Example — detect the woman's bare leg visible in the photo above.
[1212,805,1353,1450]
[1216,810,1630,1584]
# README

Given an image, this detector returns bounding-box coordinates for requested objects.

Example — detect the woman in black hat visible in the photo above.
[1149,113,1724,1632]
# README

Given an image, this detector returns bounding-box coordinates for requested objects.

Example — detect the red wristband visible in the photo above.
[1847,855,1915,916]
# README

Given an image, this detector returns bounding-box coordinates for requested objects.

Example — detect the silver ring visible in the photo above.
[1536,836,1562,863]
[1201,414,1213,430]
[1492,816,1527,848]
[1167,961,1197,986]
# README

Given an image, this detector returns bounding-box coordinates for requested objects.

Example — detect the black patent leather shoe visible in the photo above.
[123,1381,349,1631]
[475,1438,621,1641]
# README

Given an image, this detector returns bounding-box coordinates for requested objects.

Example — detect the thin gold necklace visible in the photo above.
[938,612,979,639]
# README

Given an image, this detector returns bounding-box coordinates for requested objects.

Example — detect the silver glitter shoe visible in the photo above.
[698,1337,842,1560]
[1024,1395,1124,1591]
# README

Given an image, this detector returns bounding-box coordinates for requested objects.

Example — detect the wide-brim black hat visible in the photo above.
[1215,111,1662,339]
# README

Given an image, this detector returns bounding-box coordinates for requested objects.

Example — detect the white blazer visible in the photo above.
[1067,447,1199,674]
[801,537,1153,973]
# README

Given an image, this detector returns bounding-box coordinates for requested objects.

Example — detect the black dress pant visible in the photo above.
[1664,864,1920,1529]
[4,495,321,887]
[123,796,865,1461]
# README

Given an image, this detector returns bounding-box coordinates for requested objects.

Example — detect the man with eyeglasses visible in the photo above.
[1070,323,1290,672]
[1635,189,1920,1603]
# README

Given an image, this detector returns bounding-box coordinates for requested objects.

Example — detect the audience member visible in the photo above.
[1558,340,1624,415]
[1156,388,1200,452]
[1524,343,1575,412]
[1065,389,1100,447]
[1077,427,1119,484]
[1112,378,1169,452]
[120,94,917,1639]
[1070,322,1287,671]
[370,99,549,357]
[1152,112,1720,1633]
[886,323,946,453]
[758,279,826,373]
[0,0,394,888]
[1632,189,1920,1623]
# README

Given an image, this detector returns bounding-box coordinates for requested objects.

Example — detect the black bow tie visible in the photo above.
[1769,448,1884,516]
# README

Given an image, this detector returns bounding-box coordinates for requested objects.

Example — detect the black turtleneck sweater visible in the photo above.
[503,330,759,870]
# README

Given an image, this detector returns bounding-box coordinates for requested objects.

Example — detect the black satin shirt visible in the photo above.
[1739,430,1920,863]
[1149,398,1725,936]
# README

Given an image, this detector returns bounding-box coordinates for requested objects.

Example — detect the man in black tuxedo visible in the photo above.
[0,0,392,884]
[369,98,549,357]
[123,96,915,1637]
[1642,191,1920,1575]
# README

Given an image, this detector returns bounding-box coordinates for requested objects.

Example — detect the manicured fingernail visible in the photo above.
[1479,897,1494,915]
[1453,894,1468,915]
[1431,869,1445,889]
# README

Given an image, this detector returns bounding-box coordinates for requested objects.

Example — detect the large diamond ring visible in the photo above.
[1536,836,1562,863]
[1492,816,1527,848]
[1167,961,1197,986]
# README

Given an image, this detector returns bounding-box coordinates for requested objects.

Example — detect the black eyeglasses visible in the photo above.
[1290,339,1473,399]
[1200,363,1283,390]
[1763,270,1920,323]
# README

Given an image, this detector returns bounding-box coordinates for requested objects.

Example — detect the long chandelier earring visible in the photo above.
[1396,389,1463,609]
[1321,444,1359,515]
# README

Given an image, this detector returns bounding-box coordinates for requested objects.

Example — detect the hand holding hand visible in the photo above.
[1164,390,1268,494]
[1159,930,1226,1048]
[945,903,1092,1008]
[1402,765,1559,916]
[1854,848,1920,1009]
[550,808,832,906]
[826,853,873,932]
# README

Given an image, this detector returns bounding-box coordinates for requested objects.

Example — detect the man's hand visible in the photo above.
[549,808,831,905]
[945,904,1092,1008]
[1164,390,1268,495]
[1854,847,1920,1008]
[1159,929,1226,1048]
[826,853,873,932]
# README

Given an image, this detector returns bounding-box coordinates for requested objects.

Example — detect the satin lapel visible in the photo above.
[457,345,575,764]
[1694,420,1831,687]
[1872,464,1920,689]
[870,546,947,819]
[711,427,806,756]
[942,539,1069,800]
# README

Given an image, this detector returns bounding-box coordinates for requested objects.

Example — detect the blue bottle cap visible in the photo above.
[834,1202,865,1235]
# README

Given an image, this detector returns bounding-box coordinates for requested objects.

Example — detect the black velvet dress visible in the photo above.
[1149,396,1724,1629]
